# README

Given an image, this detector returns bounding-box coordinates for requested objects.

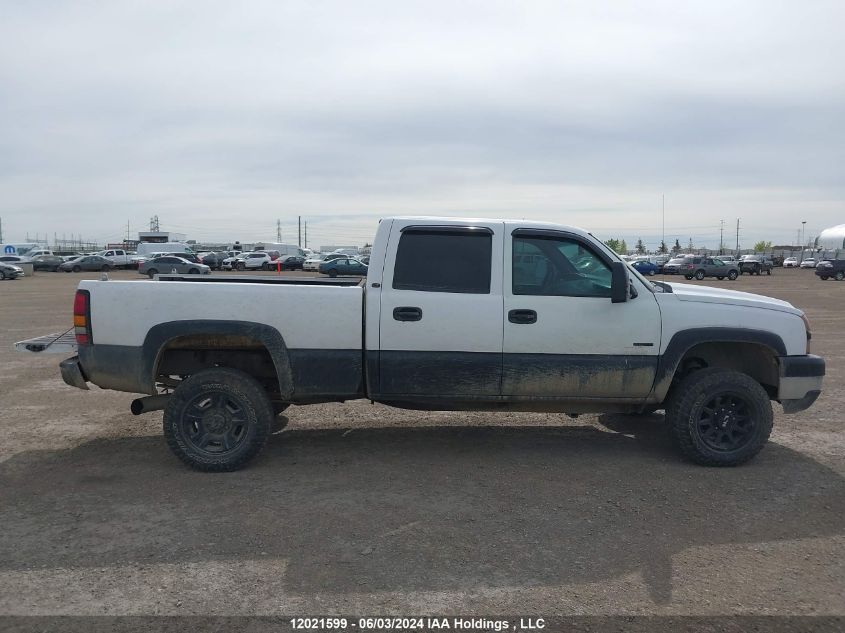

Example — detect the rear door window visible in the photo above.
[393,229,492,293]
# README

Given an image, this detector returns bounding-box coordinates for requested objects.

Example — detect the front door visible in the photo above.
[375,221,504,397]
[502,225,661,400]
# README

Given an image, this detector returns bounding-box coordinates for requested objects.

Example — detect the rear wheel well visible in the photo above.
[669,342,779,400]
[154,334,282,402]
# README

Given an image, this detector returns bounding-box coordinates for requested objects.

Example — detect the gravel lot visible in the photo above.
[0,268,842,617]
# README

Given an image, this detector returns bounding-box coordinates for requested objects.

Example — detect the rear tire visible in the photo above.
[163,367,273,472]
[820,276,829,280]
[0,271,5,280]
[147,268,158,278]
[666,368,772,466]
[329,269,338,278]
[649,270,656,276]
[694,270,705,280]
[836,272,844,281]
[72,265,81,272]
[766,269,771,275]
[717,276,724,280]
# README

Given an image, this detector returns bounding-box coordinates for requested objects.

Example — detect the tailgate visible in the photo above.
[15,329,77,354]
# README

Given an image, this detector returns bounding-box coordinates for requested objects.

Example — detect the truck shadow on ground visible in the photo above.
[1,416,842,604]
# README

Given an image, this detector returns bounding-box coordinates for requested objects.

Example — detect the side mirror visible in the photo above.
[611,261,629,303]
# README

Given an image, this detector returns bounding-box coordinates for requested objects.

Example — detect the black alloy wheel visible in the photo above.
[163,367,272,472]
[696,393,756,452]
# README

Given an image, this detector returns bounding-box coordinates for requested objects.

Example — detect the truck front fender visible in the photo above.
[651,328,787,401]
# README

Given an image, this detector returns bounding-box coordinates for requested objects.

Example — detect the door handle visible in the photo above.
[508,309,537,324]
[393,306,422,322]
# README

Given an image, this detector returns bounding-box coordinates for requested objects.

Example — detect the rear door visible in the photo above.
[502,225,661,400]
[376,222,504,398]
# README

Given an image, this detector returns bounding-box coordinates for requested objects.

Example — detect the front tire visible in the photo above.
[835,272,844,281]
[820,275,829,280]
[694,270,705,280]
[728,270,738,280]
[163,367,273,472]
[666,368,772,466]
[766,269,771,275]
[328,269,338,278]
[72,265,81,272]
[188,268,199,274]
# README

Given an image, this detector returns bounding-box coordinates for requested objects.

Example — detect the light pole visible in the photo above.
[801,221,806,263]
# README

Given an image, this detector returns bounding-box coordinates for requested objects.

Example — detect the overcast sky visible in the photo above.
[1,0,843,250]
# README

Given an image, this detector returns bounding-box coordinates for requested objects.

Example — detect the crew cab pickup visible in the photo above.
[17,217,825,472]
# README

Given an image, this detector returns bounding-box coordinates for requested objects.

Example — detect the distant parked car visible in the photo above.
[739,256,773,275]
[201,251,228,270]
[0,255,27,264]
[661,256,689,275]
[318,257,368,277]
[0,262,23,279]
[58,255,114,272]
[630,260,658,276]
[222,254,245,270]
[783,257,799,268]
[139,256,210,278]
[815,260,845,281]
[240,252,274,270]
[279,255,305,270]
[31,255,65,271]
[800,258,818,269]
[303,253,345,271]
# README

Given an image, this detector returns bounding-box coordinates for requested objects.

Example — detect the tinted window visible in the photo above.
[513,235,611,298]
[393,229,492,293]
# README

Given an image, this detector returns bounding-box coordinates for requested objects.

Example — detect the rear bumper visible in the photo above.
[60,356,89,390]
[778,355,824,413]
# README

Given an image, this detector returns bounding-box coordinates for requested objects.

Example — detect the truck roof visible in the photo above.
[386,216,593,239]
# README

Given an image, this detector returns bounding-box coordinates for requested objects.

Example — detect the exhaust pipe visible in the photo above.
[131,394,171,415]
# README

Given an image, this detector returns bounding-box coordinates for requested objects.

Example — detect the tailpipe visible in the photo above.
[131,394,171,415]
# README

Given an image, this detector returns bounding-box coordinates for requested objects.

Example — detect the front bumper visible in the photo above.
[778,355,824,413]
[60,355,89,390]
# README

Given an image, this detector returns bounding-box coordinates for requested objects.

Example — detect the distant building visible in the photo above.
[321,245,359,254]
[138,231,187,244]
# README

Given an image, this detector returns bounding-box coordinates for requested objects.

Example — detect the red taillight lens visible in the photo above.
[73,290,91,345]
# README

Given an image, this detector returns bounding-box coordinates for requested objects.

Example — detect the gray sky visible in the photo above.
[1,0,843,250]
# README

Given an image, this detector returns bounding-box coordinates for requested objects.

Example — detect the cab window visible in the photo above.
[393,228,492,294]
[513,235,612,298]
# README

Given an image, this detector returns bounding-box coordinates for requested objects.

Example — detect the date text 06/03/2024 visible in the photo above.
[289,617,546,631]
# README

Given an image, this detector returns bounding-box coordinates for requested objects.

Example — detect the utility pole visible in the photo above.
[298,216,301,247]
[276,219,282,243]
[719,219,724,254]
[304,222,308,249]
[735,218,740,255]
[0,216,3,242]
[801,220,806,263]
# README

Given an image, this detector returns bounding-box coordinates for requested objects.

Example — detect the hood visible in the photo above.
[666,282,802,315]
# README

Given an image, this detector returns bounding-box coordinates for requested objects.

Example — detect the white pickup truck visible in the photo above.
[95,249,133,269]
[17,217,824,472]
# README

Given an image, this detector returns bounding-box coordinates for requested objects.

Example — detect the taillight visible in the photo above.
[74,289,92,345]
